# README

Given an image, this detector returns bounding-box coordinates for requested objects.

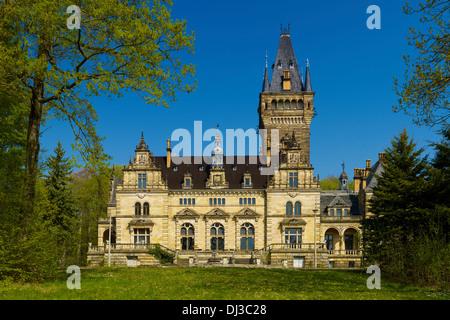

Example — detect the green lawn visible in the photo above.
[0,267,448,300]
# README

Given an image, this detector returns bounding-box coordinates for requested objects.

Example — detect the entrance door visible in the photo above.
[293,257,304,268]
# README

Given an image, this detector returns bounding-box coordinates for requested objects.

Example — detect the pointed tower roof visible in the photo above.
[270,25,303,93]
[304,59,312,92]
[262,51,270,93]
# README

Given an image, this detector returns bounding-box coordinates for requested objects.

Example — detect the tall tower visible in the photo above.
[258,25,315,165]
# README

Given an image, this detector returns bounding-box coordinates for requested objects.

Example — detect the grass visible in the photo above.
[0,266,448,300]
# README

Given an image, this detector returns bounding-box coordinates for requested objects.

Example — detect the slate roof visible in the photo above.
[319,191,361,216]
[152,156,270,190]
[269,33,304,93]
[365,159,384,191]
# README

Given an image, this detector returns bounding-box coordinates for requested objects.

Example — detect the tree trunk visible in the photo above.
[20,40,48,227]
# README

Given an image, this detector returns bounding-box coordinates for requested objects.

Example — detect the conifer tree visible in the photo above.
[43,141,78,266]
[362,129,427,269]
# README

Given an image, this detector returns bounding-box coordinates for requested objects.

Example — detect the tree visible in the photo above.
[393,0,450,127]
[0,0,196,224]
[362,130,428,272]
[42,141,78,266]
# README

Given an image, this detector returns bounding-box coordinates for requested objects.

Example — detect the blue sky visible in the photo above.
[41,0,442,179]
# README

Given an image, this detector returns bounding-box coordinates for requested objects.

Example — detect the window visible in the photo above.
[239,198,243,205]
[185,178,191,186]
[199,165,204,171]
[181,223,195,250]
[289,172,298,187]
[336,209,342,217]
[209,198,225,206]
[345,234,354,250]
[285,228,302,246]
[344,209,349,216]
[143,202,150,215]
[135,202,141,215]
[325,234,333,250]
[244,178,250,186]
[286,202,293,216]
[294,202,301,216]
[210,223,225,250]
[138,173,146,189]
[330,209,335,216]
[133,228,150,244]
[180,198,196,206]
[252,198,255,205]
[232,165,237,171]
[173,166,178,171]
[348,261,355,268]
[240,223,255,250]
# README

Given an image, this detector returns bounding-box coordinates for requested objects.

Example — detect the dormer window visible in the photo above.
[183,172,193,189]
[242,172,252,188]
[232,165,237,171]
[289,60,294,69]
[173,166,178,171]
[277,60,282,69]
[198,165,204,171]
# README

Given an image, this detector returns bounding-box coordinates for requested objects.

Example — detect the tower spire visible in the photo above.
[262,51,270,92]
[304,58,312,92]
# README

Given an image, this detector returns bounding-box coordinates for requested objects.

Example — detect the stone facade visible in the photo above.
[87,29,382,269]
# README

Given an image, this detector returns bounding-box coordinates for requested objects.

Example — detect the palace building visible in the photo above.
[87,27,384,268]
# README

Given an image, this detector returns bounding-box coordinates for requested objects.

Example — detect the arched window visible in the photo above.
[135,202,141,215]
[271,100,277,110]
[240,223,255,250]
[210,223,225,250]
[143,202,150,215]
[298,100,304,110]
[284,100,290,110]
[181,223,195,250]
[286,202,293,216]
[294,202,301,216]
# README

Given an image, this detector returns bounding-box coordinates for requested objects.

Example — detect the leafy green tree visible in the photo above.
[393,0,450,127]
[0,0,196,224]
[320,175,354,191]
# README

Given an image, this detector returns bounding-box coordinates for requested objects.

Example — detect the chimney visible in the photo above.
[354,168,361,192]
[378,152,386,162]
[166,139,171,168]
[366,159,371,169]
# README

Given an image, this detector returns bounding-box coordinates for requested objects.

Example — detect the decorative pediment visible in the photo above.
[287,192,298,198]
[235,208,259,217]
[328,195,351,208]
[129,218,154,226]
[205,208,229,217]
[280,218,307,226]
[136,193,147,199]
[175,208,199,217]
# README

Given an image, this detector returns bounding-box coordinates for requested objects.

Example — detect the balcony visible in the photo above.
[88,243,175,254]
[327,249,362,256]
[320,215,361,223]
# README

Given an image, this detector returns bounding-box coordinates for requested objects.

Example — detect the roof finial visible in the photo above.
[265,50,268,68]
[307,58,309,67]
[341,161,345,172]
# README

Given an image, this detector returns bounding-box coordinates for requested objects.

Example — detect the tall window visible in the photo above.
[325,234,333,250]
[135,202,141,215]
[294,202,301,216]
[289,172,298,187]
[210,223,225,250]
[138,173,146,188]
[133,228,150,244]
[181,223,195,250]
[143,202,150,215]
[285,228,302,246]
[345,234,354,250]
[286,202,293,216]
[240,223,255,250]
